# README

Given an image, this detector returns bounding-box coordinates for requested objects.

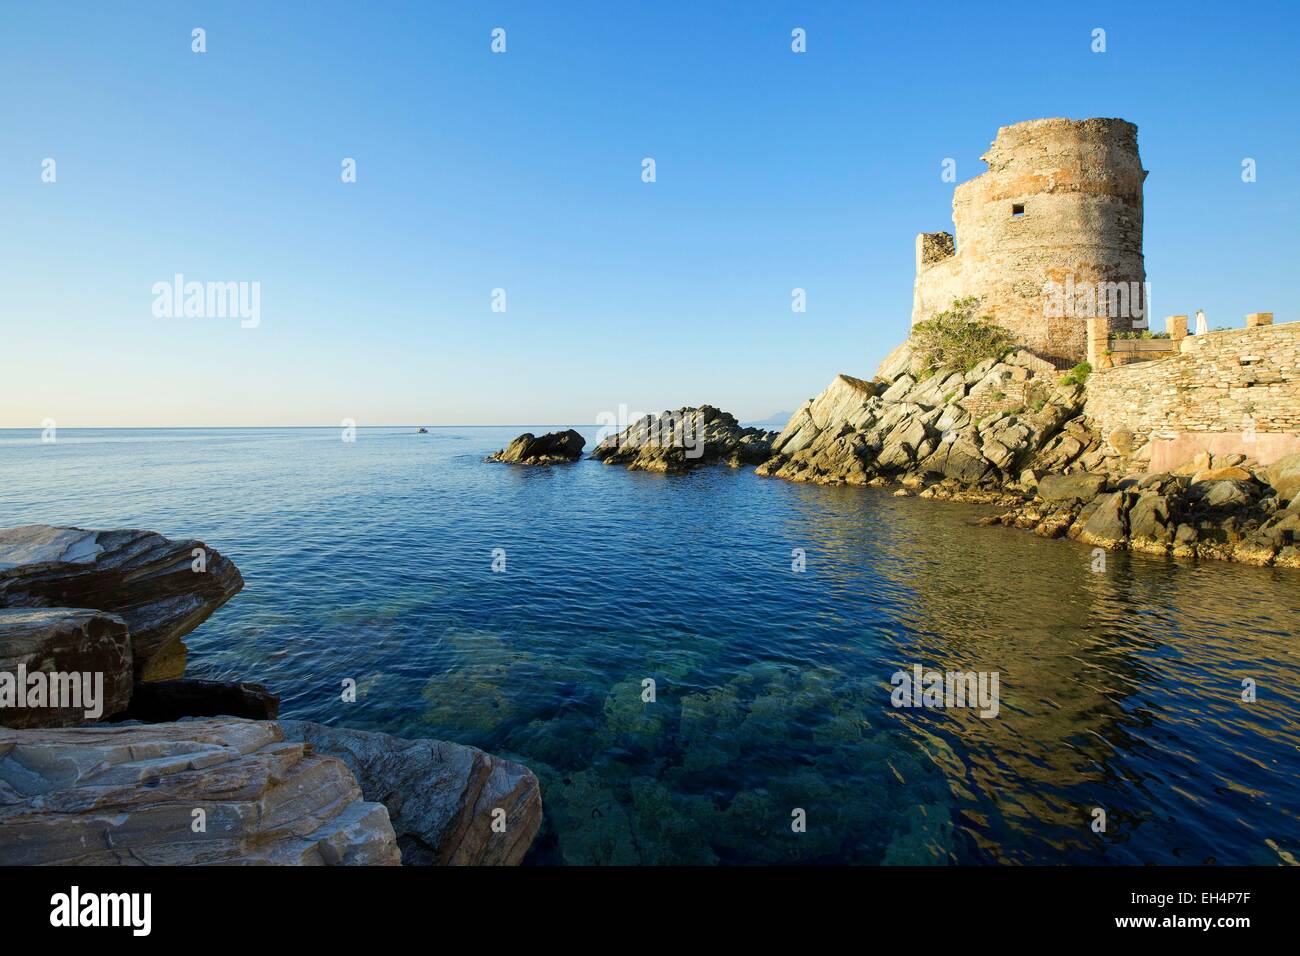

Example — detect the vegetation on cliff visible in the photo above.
[910,298,1016,378]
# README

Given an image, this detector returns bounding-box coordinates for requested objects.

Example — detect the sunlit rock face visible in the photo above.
[757,351,1102,489]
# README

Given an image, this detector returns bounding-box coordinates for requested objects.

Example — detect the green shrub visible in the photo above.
[1113,330,1170,340]
[910,297,1015,376]
[1059,362,1092,387]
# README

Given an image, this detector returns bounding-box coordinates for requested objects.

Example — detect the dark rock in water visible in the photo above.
[488,429,585,464]
[115,678,279,723]
[0,718,401,865]
[0,525,244,682]
[279,721,542,866]
[416,427,429,433]
[984,466,1300,568]
[1037,472,1107,504]
[1128,492,1172,543]
[0,608,133,728]
[1074,491,1130,549]
[591,406,776,473]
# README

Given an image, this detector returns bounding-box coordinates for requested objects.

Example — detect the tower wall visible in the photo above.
[912,118,1147,366]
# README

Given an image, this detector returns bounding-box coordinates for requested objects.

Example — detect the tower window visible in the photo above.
[1012,203,1025,217]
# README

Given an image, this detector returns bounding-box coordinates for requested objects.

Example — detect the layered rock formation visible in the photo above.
[280,721,542,866]
[0,525,244,681]
[591,406,776,473]
[0,718,401,865]
[0,608,133,728]
[488,429,586,465]
[757,348,1104,492]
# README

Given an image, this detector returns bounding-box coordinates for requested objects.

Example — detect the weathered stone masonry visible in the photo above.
[1084,321,1300,469]
[912,118,1147,367]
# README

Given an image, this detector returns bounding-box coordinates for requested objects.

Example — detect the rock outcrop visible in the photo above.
[488,429,586,464]
[756,347,1300,568]
[0,608,133,728]
[279,721,541,866]
[0,525,244,681]
[0,718,401,865]
[983,462,1300,567]
[591,406,776,473]
[1266,453,1300,507]
[757,350,1102,491]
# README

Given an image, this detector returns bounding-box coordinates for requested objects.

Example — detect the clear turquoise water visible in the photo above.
[2,427,1298,865]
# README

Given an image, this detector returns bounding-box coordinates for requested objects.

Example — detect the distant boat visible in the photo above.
[416,427,429,434]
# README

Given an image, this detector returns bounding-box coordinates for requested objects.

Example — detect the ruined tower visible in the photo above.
[911,118,1147,366]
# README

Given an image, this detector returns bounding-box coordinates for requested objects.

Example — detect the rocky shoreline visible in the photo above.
[752,346,1300,569]
[0,524,543,866]
[488,342,1300,570]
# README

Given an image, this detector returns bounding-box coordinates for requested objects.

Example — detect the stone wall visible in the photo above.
[912,118,1147,367]
[1084,321,1300,468]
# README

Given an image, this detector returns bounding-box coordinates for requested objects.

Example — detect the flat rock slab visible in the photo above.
[280,721,542,865]
[0,608,133,728]
[0,525,244,681]
[0,718,400,865]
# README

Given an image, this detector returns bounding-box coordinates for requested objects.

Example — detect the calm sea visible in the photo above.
[2,427,1298,865]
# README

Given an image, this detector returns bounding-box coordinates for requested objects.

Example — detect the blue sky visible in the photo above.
[2,1,1297,426]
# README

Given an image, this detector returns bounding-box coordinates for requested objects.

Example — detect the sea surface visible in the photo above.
[2,426,1298,865]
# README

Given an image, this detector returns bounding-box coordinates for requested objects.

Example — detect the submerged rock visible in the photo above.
[0,718,401,865]
[279,721,542,865]
[591,406,776,473]
[488,429,586,465]
[0,608,133,728]
[0,525,244,681]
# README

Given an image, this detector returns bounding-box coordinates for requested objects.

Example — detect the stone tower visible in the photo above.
[911,117,1147,366]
